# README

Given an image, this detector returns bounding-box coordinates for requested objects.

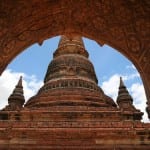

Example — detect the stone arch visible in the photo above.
[0,0,149,118]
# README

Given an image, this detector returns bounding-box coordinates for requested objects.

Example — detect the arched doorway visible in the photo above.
[0,0,149,118]
[1,36,148,121]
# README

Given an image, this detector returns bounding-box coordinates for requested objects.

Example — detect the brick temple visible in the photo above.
[0,35,149,149]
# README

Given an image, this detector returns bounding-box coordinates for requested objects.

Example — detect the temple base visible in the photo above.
[0,110,150,149]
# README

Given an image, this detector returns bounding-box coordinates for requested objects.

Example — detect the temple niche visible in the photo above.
[0,35,149,149]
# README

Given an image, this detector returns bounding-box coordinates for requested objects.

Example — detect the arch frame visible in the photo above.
[0,0,149,118]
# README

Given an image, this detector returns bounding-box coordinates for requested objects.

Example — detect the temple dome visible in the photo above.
[25,35,116,109]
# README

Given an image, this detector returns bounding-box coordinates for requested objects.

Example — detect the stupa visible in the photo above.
[0,35,149,149]
[25,35,117,110]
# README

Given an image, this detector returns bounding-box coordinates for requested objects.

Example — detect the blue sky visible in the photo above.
[7,36,141,87]
[0,36,149,122]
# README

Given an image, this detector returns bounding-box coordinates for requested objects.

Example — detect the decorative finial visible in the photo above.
[17,76,23,87]
[119,77,125,88]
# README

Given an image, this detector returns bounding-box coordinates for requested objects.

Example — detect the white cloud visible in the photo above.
[130,83,149,122]
[101,74,120,100]
[123,72,140,80]
[101,73,149,122]
[126,64,136,70]
[0,69,43,109]
[124,64,140,80]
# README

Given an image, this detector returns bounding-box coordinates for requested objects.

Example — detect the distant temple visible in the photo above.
[0,36,149,149]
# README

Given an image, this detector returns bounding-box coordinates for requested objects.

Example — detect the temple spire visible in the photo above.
[58,35,85,48]
[44,35,96,84]
[25,35,116,108]
[53,35,89,58]
[17,76,23,87]
[119,77,125,88]
[117,77,133,104]
[3,76,25,110]
[117,77,143,120]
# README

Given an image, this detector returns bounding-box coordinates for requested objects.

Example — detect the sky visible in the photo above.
[0,36,149,122]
